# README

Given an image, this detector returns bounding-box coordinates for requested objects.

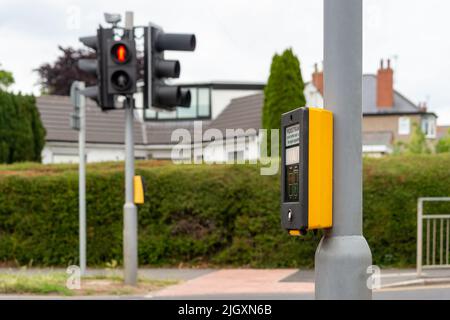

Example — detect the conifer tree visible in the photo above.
[262,48,306,156]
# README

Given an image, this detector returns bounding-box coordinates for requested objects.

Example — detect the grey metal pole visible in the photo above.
[123,11,138,286]
[417,198,423,277]
[315,0,372,299]
[124,97,138,286]
[79,82,86,276]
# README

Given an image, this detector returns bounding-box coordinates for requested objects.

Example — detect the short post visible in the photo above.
[78,82,86,276]
[70,81,87,276]
[417,198,423,277]
[315,0,372,299]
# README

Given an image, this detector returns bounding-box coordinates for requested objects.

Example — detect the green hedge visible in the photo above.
[0,154,449,268]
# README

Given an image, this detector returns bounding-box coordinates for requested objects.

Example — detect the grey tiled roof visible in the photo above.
[207,93,264,137]
[37,95,145,145]
[36,95,211,145]
[362,74,419,114]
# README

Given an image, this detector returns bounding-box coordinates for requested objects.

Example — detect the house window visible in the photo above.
[422,117,436,139]
[398,117,410,135]
[143,86,211,121]
[178,88,198,119]
[198,88,210,117]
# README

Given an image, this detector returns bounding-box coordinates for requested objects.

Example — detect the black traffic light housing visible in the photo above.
[78,27,115,111]
[143,25,196,112]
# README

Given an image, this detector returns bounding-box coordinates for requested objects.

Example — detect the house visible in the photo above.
[140,82,264,121]
[308,60,438,155]
[203,59,438,159]
[37,61,440,164]
[37,82,264,164]
[437,125,450,140]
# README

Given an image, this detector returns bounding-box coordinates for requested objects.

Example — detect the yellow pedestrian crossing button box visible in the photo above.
[281,107,333,236]
[134,175,145,205]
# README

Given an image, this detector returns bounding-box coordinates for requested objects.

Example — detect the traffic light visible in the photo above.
[143,25,196,111]
[280,107,333,236]
[107,38,137,95]
[78,27,115,110]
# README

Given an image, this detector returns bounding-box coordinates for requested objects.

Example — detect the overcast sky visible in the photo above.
[0,0,449,124]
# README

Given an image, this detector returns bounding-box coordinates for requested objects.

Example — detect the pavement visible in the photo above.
[1,267,450,300]
[145,267,450,300]
[146,269,315,298]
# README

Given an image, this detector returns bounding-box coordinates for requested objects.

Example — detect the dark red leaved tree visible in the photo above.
[36,46,144,96]
[35,46,97,96]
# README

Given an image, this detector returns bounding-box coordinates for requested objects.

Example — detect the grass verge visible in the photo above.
[0,272,178,296]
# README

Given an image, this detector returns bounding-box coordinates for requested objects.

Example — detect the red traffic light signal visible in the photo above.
[107,39,137,95]
[111,43,130,64]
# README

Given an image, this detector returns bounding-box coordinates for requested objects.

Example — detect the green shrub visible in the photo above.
[0,90,45,163]
[436,129,450,153]
[0,155,448,268]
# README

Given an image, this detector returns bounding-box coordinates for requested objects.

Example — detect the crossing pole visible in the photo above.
[123,11,138,286]
[315,0,372,299]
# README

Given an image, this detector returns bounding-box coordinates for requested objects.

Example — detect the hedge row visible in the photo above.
[0,154,449,268]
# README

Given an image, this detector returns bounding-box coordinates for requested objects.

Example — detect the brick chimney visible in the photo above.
[376,59,394,108]
[312,63,323,96]
[418,102,427,112]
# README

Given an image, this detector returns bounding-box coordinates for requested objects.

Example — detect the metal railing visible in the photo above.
[417,197,450,277]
